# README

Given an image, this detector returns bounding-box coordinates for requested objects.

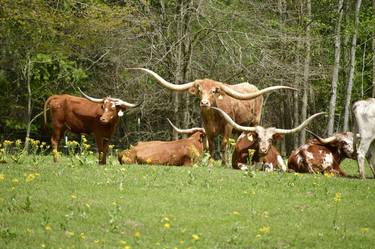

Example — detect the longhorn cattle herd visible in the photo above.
[43,68,375,179]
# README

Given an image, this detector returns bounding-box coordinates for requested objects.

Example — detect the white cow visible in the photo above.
[352,98,375,179]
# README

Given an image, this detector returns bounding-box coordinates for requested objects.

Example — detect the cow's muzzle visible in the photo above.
[200,99,211,107]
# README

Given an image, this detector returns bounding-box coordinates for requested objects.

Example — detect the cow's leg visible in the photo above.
[51,125,65,163]
[220,125,233,166]
[366,142,375,178]
[357,139,371,179]
[207,135,216,166]
[95,135,108,165]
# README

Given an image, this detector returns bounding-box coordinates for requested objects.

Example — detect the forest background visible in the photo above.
[1,0,374,156]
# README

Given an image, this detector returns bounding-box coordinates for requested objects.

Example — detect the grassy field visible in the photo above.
[0,154,374,249]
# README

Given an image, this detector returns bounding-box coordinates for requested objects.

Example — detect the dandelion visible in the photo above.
[41,243,46,248]
[65,231,75,237]
[15,139,22,146]
[85,203,91,208]
[258,226,270,235]
[232,211,240,215]
[179,240,185,244]
[119,240,127,245]
[134,231,141,238]
[123,246,131,249]
[192,234,200,241]
[71,194,77,199]
[80,232,86,240]
[146,158,152,164]
[26,173,36,183]
[324,171,334,178]
[164,223,171,229]
[12,178,19,184]
[361,227,369,234]
[44,225,52,232]
[94,240,101,244]
[334,192,342,203]
[3,140,13,146]
[262,211,269,218]
[0,173,5,181]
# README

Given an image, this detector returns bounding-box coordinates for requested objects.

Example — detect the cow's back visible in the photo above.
[218,83,263,126]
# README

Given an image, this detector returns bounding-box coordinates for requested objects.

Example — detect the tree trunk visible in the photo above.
[300,0,311,145]
[327,0,344,136]
[372,0,375,97]
[24,57,33,152]
[343,0,362,131]
[293,35,301,148]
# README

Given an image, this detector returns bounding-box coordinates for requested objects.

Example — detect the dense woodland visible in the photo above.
[1,0,374,156]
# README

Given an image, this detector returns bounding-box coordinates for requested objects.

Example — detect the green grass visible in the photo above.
[0,155,374,249]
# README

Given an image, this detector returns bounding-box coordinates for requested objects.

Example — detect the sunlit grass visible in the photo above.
[0,152,374,248]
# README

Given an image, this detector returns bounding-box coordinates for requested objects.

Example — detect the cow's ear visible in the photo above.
[246,133,255,142]
[199,133,205,143]
[188,85,198,95]
[273,133,283,140]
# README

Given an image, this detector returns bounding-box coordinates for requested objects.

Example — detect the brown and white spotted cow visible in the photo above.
[287,132,356,176]
[232,132,286,171]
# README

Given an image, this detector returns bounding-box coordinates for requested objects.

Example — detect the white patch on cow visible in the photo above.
[322,153,333,169]
[218,95,223,100]
[118,110,124,117]
[264,163,273,172]
[238,163,248,171]
[305,151,314,162]
[104,99,109,103]
[104,108,109,112]
[247,133,253,142]
[111,103,116,109]
[277,155,287,172]
[296,154,303,165]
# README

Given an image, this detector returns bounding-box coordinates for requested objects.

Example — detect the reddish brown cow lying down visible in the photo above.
[232,132,286,171]
[118,119,205,166]
[287,132,356,176]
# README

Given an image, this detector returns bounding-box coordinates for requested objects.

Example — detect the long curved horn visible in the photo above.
[220,85,298,100]
[274,112,325,134]
[126,68,195,92]
[305,129,337,144]
[210,107,257,132]
[167,119,205,134]
[110,97,142,108]
[78,88,104,103]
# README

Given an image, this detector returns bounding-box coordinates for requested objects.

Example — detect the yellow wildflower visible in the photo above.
[334,192,342,203]
[85,203,91,208]
[80,232,86,240]
[94,240,101,244]
[123,246,131,249]
[361,227,369,234]
[146,158,152,164]
[119,240,127,245]
[324,171,334,178]
[12,178,19,184]
[0,173,5,181]
[71,194,77,199]
[232,211,240,215]
[41,243,46,248]
[258,226,270,235]
[134,231,141,238]
[164,223,171,229]
[3,140,13,146]
[192,234,200,241]
[45,225,52,231]
[26,173,36,183]
[15,139,22,146]
[65,231,75,237]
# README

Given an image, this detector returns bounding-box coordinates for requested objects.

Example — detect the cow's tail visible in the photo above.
[43,96,53,127]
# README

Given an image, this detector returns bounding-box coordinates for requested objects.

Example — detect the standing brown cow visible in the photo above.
[287,132,356,176]
[44,89,140,164]
[211,107,324,171]
[118,119,205,166]
[127,68,295,165]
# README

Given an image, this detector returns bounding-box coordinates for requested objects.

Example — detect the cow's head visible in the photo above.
[79,88,141,124]
[167,118,206,143]
[127,68,296,108]
[308,131,356,159]
[212,107,324,156]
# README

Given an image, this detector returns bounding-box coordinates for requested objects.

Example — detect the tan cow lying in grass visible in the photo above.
[118,119,205,166]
